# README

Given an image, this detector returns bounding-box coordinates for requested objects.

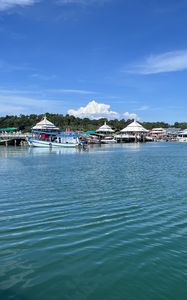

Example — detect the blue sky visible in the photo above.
[1,0,187,123]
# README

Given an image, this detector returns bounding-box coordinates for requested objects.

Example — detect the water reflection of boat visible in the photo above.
[28,116,79,148]
[28,147,79,156]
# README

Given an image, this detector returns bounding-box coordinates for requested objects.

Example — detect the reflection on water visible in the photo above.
[0,142,184,159]
[0,145,87,158]
[28,146,80,156]
[0,146,29,158]
[0,143,141,158]
[0,142,187,300]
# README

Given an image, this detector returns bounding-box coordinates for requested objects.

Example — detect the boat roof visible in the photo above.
[150,128,166,133]
[178,129,187,134]
[32,130,78,136]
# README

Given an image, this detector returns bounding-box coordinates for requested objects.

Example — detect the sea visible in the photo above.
[0,143,187,300]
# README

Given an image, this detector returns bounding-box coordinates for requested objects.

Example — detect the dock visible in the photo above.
[0,133,29,146]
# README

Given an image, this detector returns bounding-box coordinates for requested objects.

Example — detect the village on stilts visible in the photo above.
[1,116,187,147]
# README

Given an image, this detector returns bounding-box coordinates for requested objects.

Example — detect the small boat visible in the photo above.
[100,137,117,144]
[177,130,187,142]
[87,137,100,144]
[145,136,154,142]
[28,116,79,148]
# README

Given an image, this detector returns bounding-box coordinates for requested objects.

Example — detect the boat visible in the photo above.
[86,136,100,144]
[28,116,80,148]
[177,130,187,142]
[100,136,117,144]
[28,133,79,148]
[145,136,154,142]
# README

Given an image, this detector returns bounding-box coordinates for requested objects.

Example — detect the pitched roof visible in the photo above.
[32,116,59,130]
[121,120,148,133]
[96,122,114,133]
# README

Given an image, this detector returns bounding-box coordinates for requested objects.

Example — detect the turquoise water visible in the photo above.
[0,143,187,300]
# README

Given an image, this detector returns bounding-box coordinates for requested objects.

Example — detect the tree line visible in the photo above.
[0,113,186,132]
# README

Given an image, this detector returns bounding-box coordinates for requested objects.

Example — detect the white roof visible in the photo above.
[178,129,187,134]
[121,120,149,133]
[32,116,59,130]
[96,122,114,133]
[150,128,166,133]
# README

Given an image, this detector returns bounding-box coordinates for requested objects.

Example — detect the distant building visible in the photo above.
[120,120,149,134]
[115,120,149,143]
[96,122,114,136]
[149,128,166,138]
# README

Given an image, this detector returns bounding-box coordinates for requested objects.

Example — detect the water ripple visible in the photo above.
[0,144,187,300]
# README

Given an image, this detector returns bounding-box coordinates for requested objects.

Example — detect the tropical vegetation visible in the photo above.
[0,113,186,132]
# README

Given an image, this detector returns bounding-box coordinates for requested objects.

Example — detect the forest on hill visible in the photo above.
[0,113,187,132]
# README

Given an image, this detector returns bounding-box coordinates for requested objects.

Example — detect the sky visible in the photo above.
[1,0,187,123]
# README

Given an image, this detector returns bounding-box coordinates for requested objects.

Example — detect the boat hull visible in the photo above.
[100,139,117,144]
[28,139,79,148]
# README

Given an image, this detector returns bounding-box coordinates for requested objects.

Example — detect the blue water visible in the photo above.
[0,143,187,300]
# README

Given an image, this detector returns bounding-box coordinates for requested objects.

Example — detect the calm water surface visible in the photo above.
[0,143,187,300]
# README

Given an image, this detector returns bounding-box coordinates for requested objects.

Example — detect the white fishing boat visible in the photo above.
[28,135,79,148]
[177,130,187,142]
[28,116,80,148]
[100,136,117,144]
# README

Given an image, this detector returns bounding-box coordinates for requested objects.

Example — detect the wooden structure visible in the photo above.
[0,132,28,146]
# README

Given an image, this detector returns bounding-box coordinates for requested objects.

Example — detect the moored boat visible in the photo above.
[28,134,79,148]
[100,137,117,144]
[177,130,187,142]
[28,116,79,148]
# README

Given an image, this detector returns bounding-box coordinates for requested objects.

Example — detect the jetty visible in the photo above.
[0,128,28,146]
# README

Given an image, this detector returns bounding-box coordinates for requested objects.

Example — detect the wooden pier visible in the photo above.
[0,133,29,146]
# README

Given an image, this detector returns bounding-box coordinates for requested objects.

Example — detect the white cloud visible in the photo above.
[68,100,118,119]
[137,105,149,111]
[68,100,140,120]
[31,73,56,81]
[123,112,139,120]
[57,0,110,6]
[0,91,64,115]
[0,60,34,72]
[0,0,38,11]
[127,50,187,74]
[57,0,87,4]
[0,89,140,121]
[46,88,95,95]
